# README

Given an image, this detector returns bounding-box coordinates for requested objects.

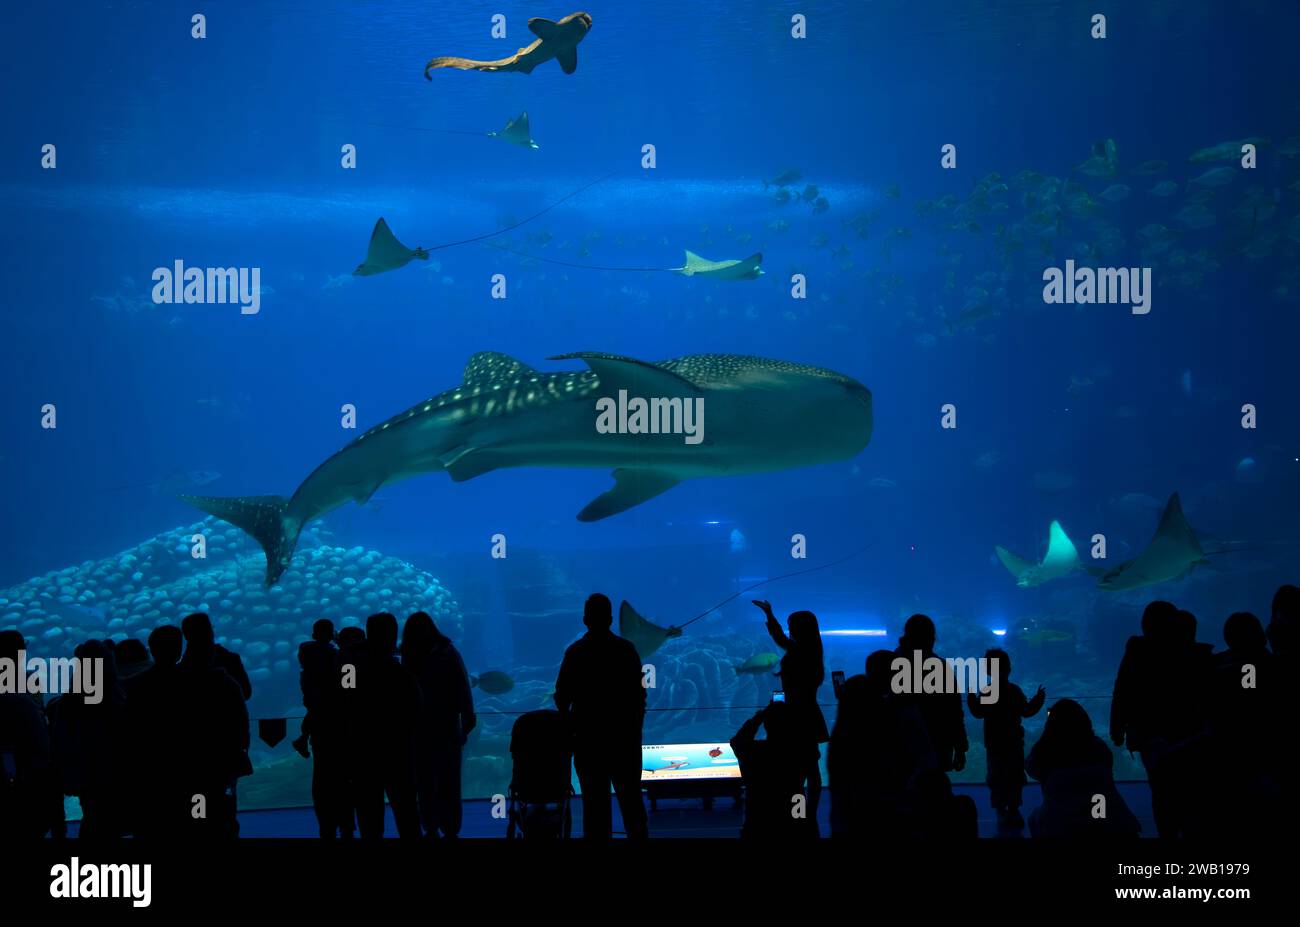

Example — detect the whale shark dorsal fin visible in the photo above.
[1154,492,1202,555]
[463,351,538,386]
[995,545,1033,580]
[579,469,680,521]
[367,217,416,267]
[549,351,702,397]
[1043,520,1081,568]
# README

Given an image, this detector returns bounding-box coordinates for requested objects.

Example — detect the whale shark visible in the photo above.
[353,218,428,276]
[181,351,873,585]
[488,111,539,149]
[995,519,1084,587]
[425,12,592,77]
[674,251,764,280]
[1096,492,1207,591]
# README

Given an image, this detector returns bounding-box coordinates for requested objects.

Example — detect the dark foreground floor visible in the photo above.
[64,783,1157,838]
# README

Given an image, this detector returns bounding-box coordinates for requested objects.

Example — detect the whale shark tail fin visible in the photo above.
[178,493,299,587]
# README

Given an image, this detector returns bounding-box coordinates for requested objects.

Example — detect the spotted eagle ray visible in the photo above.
[488,111,539,148]
[674,250,764,280]
[181,351,872,585]
[353,218,428,276]
[1095,492,1207,591]
[425,12,592,78]
[995,519,1083,587]
[351,175,610,277]
[485,245,765,280]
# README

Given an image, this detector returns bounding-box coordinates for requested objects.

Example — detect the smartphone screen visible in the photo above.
[771,690,785,703]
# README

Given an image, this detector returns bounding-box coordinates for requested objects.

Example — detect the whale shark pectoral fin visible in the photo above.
[549,352,703,397]
[437,444,497,482]
[556,48,578,74]
[578,469,680,521]
[995,545,1033,581]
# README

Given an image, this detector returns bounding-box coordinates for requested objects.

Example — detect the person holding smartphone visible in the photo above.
[752,599,829,830]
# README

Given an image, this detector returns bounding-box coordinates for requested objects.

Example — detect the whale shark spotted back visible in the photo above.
[183,351,872,585]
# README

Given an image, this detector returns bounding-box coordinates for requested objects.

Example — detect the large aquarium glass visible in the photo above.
[2,0,1297,815]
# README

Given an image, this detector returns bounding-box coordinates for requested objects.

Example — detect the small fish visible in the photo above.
[1192,167,1237,187]
[811,197,829,214]
[765,168,802,189]
[773,188,791,204]
[1019,629,1074,645]
[1133,159,1168,175]
[884,183,900,199]
[734,652,780,675]
[801,184,820,203]
[1100,184,1131,202]
[470,670,514,695]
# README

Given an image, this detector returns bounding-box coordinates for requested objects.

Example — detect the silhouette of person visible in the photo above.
[291,619,351,837]
[0,630,54,838]
[1267,584,1300,832]
[124,624,186,837]
[553,593,648,840]
[731,700,817,839]
[180,612,253,702]
[829,649,935,837]
[46,639,127,838]
[178,613,251,837]
[346,613,422,839]
[1143,608,1213,838]
[293,619,337,759]
[401,611,476,839]
[1026,698,1139,838]
[894,614,968,775]
[753,600,829,828]
[966,648,1044,831]
[113,638,152,688]
[1190,611,1277,838]
[1108,599,1181,835]
[333,625,368,837]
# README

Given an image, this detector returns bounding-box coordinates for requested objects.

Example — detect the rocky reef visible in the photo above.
[0,517,463,717]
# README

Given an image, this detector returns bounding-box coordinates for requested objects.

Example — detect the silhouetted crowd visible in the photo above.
[2,584,1297,839]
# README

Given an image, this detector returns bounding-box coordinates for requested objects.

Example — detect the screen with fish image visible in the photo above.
[1,0,1297,860]
[642,743,742,781]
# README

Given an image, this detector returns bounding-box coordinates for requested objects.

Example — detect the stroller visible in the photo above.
[506,709,574,839]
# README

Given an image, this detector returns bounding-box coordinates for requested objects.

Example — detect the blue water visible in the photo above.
[2,0,1298,803]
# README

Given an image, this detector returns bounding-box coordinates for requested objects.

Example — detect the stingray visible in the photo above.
[353,218,428,276]
[674,250,764,280]
[425,12,592,78]
[485,245,765,280]
[351,174,609,277]
[1096,492,1207,591]
[488,111,539,149]
[619,602,683,661]
[364,111,540,149]
[995,519,1083,587]
[615,546,873,660]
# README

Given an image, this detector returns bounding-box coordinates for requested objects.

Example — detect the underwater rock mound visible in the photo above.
[0,517,462,713]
